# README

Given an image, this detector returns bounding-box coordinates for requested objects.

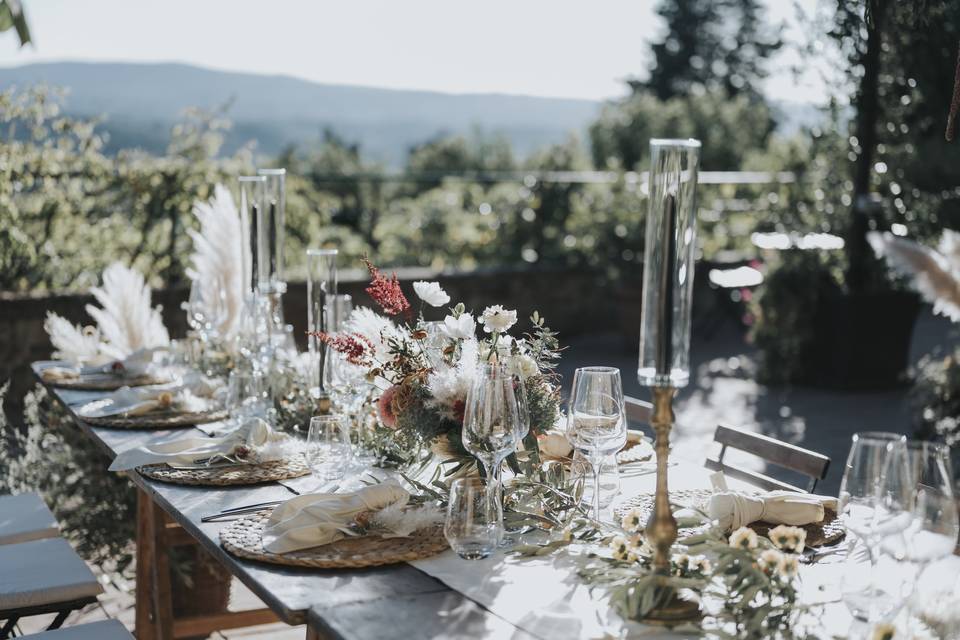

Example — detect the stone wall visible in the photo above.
[1,266,620,422]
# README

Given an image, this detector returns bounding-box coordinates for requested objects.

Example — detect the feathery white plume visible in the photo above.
[43,312,105,364]
[85,262,170,359]
[187,184,245,339]
[426,337,479,418]
[868,231,960,322]
[346,305,408,363]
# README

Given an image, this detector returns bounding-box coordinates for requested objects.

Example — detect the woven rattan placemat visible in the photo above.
[139,456,310,486]
[221,510,449,569]
[616,488,845,548]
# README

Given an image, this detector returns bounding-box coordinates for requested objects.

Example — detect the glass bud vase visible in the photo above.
[638,139,701,388]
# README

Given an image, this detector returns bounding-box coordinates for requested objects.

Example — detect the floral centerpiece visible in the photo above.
[315,258,562,474]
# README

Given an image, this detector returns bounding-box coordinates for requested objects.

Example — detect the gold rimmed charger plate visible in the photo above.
[220,510,449,569]
[139,456,310,486]
[616,488,845,548]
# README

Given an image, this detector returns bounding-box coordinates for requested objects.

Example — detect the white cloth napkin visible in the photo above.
[78,373,217,418]
[262,484,409,554]
[109,418,292,471]
[41,347,164,382]
[708,490,839,531]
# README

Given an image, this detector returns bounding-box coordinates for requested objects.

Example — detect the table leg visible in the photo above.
[135,490,155,640]
[149,502,174,639]
[135,490,174,639]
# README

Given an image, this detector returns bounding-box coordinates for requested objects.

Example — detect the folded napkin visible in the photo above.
[707,490,839,531]
[262,484,410,554]
[41,347,164,383]
[79,373,218,418]
[109,418,293,471]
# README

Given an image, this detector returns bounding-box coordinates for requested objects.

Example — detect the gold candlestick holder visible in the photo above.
[642,386,701,625]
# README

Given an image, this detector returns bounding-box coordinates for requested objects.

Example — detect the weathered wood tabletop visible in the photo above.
[32,362,524,639]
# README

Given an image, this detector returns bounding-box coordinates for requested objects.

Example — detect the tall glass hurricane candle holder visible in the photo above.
[257,168,286,293]
[238,176,267,298]
[258,168,287,336]
[307,248,338,412]
[638,139,701,388]
[636,138,701,625]
[237,176,270,371]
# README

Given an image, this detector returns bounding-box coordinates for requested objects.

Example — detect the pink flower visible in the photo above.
[362,257,410,317]
[313,331,374,366]
[377,385,400,429]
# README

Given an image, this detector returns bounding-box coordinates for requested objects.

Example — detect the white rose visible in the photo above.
[413,281,450,307]
[480,305,518,333]
[443,313,475,340]
[510,354,539,379]
[539,431,573,458]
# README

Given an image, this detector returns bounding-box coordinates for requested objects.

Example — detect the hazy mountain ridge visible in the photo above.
[0,61,603,164]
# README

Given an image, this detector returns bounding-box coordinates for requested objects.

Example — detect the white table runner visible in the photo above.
[411,463,851,639]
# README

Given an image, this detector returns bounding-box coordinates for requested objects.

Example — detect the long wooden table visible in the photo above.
[33,363,535,640]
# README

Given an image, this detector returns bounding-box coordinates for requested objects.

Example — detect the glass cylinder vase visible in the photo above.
[257,168,286,292]
[307,248,338,392]
[238,175,267,297]
[638,139,701,388]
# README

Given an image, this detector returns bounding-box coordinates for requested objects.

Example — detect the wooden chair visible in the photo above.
[704,424,830,493]
[0,538,103,639]
[624,396,652,430]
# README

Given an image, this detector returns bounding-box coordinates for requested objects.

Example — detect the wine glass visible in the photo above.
[894,442,960,629]
[566,367,627,520]
[462,367,521,538]
[306,415,352,481]
[838,431,908,621]
[444,477,499,560]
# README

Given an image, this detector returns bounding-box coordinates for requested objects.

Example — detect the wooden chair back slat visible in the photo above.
[624,396,652,427]
[710,424,831,493]
[705,457,809,493]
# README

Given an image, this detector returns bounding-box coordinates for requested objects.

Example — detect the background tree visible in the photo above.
[637,0,781,100]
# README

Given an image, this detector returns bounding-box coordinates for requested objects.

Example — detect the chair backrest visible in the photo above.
[704,424,830,493]
[624,396,652,428]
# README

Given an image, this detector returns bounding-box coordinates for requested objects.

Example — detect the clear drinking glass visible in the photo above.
[566,367,627,520]
[462,369,521,538]
[306,415,352,480]
[226,369,268,421]
[306,249,338,395]
[637,139,701,388]
[444,477,499,560]
[838,431,909,620]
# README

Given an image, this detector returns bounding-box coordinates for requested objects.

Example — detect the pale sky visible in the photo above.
[0,0,831,103]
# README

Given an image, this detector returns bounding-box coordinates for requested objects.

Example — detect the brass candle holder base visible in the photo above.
[314,393,332,415]
[642,386,702,625]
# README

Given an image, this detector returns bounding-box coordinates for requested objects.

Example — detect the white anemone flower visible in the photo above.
[480,305,518,333]
[413,281,450,307]
[443,313,476,340]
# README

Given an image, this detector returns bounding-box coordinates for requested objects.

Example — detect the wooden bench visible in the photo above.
[19,620,133,639]
[704,424,830,493]
[0,493,59,546]
[0,538,103,639]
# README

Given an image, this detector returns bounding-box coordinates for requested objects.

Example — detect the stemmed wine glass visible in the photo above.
[566,367,627,520]
[838,431,909,621]
[888,441,959,630]
[462,365,522,539]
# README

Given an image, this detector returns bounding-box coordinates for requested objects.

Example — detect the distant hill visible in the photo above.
[0,62,602,165]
